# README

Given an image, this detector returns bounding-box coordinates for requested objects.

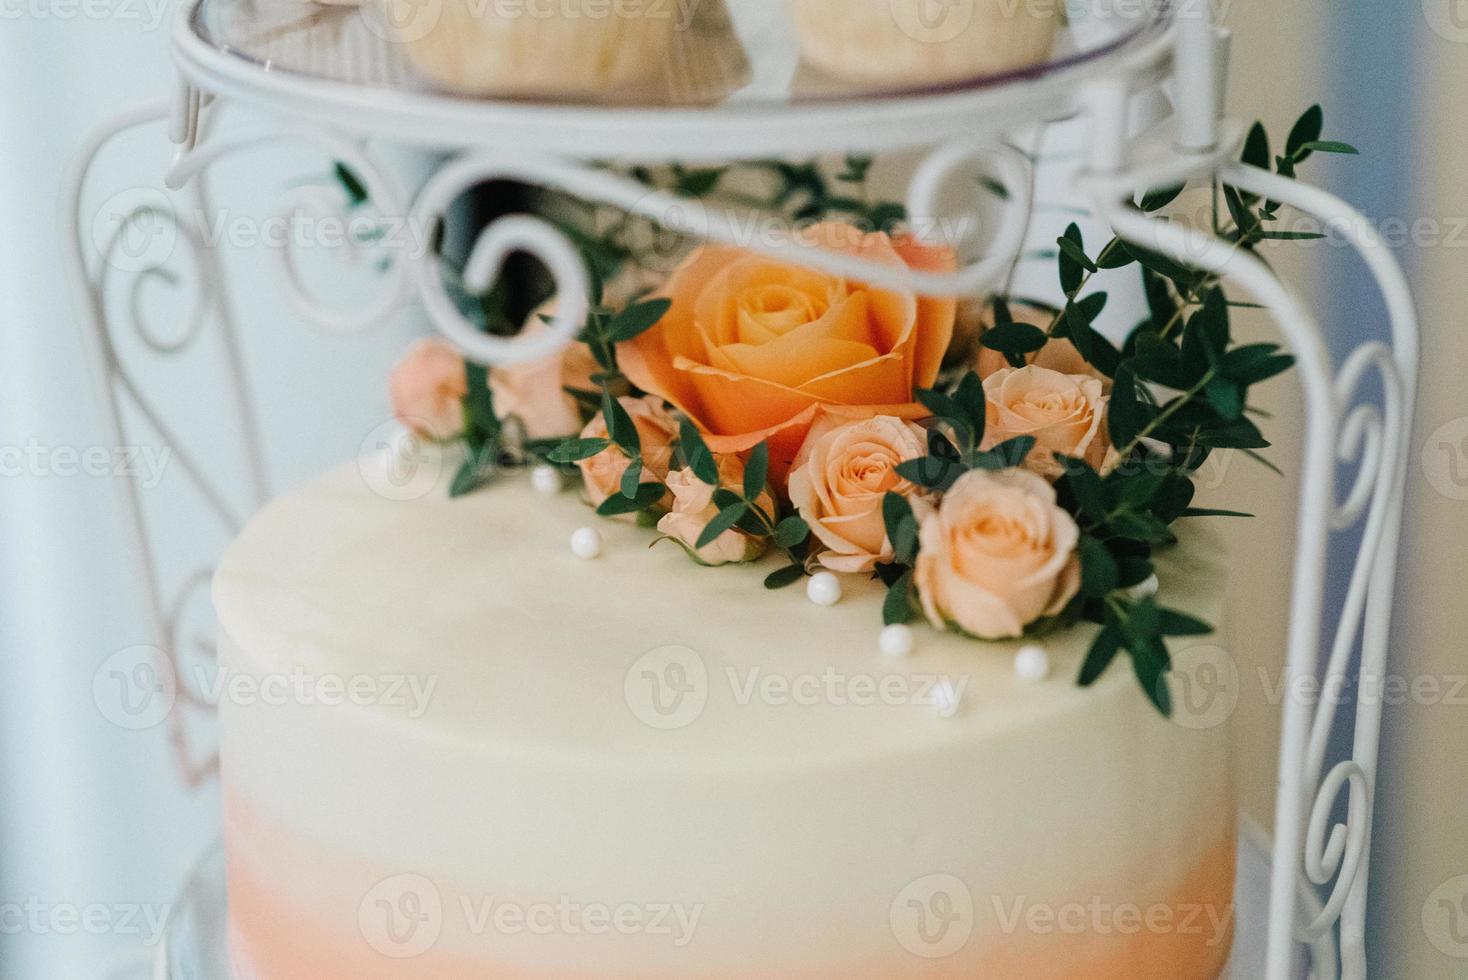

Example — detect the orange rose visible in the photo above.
[489,298,599,440]
[787,414,930,573]
[389,338,467,442]
[575,396,678,512]
[915,469,1081,640]
[982,366,1111,478]
[619,223,957,487]
[657,455,774,566]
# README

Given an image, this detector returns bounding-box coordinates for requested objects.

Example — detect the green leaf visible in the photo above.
[1078,625,1123,686]
[951,372,988,430]
[1113,469,1168,508]
[1205,378,1244,421]
[678,419,720,485]
[596,481,666,517]
[602,392,640,454]
[744,442,770,500]
[971,436,1037,471]
[1057,232,1099,273]
[449,459,490,498]
[916,386,979,448]
[881,492,919,563]
[334,162,368,207]
[883,569,915,625]
[774,515,810,549]
[605,299,672,343]
[1130,636,1173,716]
[1130,332,1197,389]
[980,321,1048,357]
[619,457,644,500]
[1285,105,1325,161]
[1058,223,1088,295]
[1241,122,1271,170]
[1078,537,1119,598]
[1295,140,1358,156]
[675,168,723,197]
[1181,507,1254,519]
[1157,608,1214,637]
[1095,237,1135,269]
[1222,184,1258,240]
[1222,344,1295,385]
[1139,184,1185,212]
[697,502,749,550]
[1107,366,1153,449]
[1058,457,1107,518]
[764,564,807,590]
[896,456,961,493]
[547,438,612,463]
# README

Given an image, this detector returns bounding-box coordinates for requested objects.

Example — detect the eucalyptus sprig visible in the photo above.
[675,428,813,589]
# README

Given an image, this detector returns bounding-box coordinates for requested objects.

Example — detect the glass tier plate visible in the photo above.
[189,0,1172,110]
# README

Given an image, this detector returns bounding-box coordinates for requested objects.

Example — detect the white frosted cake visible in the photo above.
[214,457,1236,979]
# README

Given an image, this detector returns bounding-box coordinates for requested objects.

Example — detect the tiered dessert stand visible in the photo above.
[65,1,1417,977]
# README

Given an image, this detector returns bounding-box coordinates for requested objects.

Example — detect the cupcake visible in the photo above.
[790,0,1061,87]
[381,0,682,98]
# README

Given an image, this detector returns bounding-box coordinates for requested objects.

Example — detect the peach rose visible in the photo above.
[976,302,1107,385]
[618,222,957,487]
[982,366,1111,478]
[787,414,929,573]
[915,469,1081,640]
[575,395,678,510]
[389,338,467,442]
[489,299,599,440]
[657,456,774,566]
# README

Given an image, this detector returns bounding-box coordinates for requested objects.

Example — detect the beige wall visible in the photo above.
[1216,2,1468,975]
[1371,11,1468,978]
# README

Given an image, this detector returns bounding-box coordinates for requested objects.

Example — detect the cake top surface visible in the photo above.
[213,450,1230,772]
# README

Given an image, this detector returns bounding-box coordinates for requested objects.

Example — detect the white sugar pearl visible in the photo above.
[530,464,562,496]
[806,571,843,607]
[570,527,603,560]
[1014,644,1051,682]
[931,678,962,717]
[1126,574,1160,601]
[879,624,915,658]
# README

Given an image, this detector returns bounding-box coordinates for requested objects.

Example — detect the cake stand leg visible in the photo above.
[61,99,272,787]
[1083,169,1414,980]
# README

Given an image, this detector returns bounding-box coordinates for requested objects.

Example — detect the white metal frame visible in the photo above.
[64,3,1417,977]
